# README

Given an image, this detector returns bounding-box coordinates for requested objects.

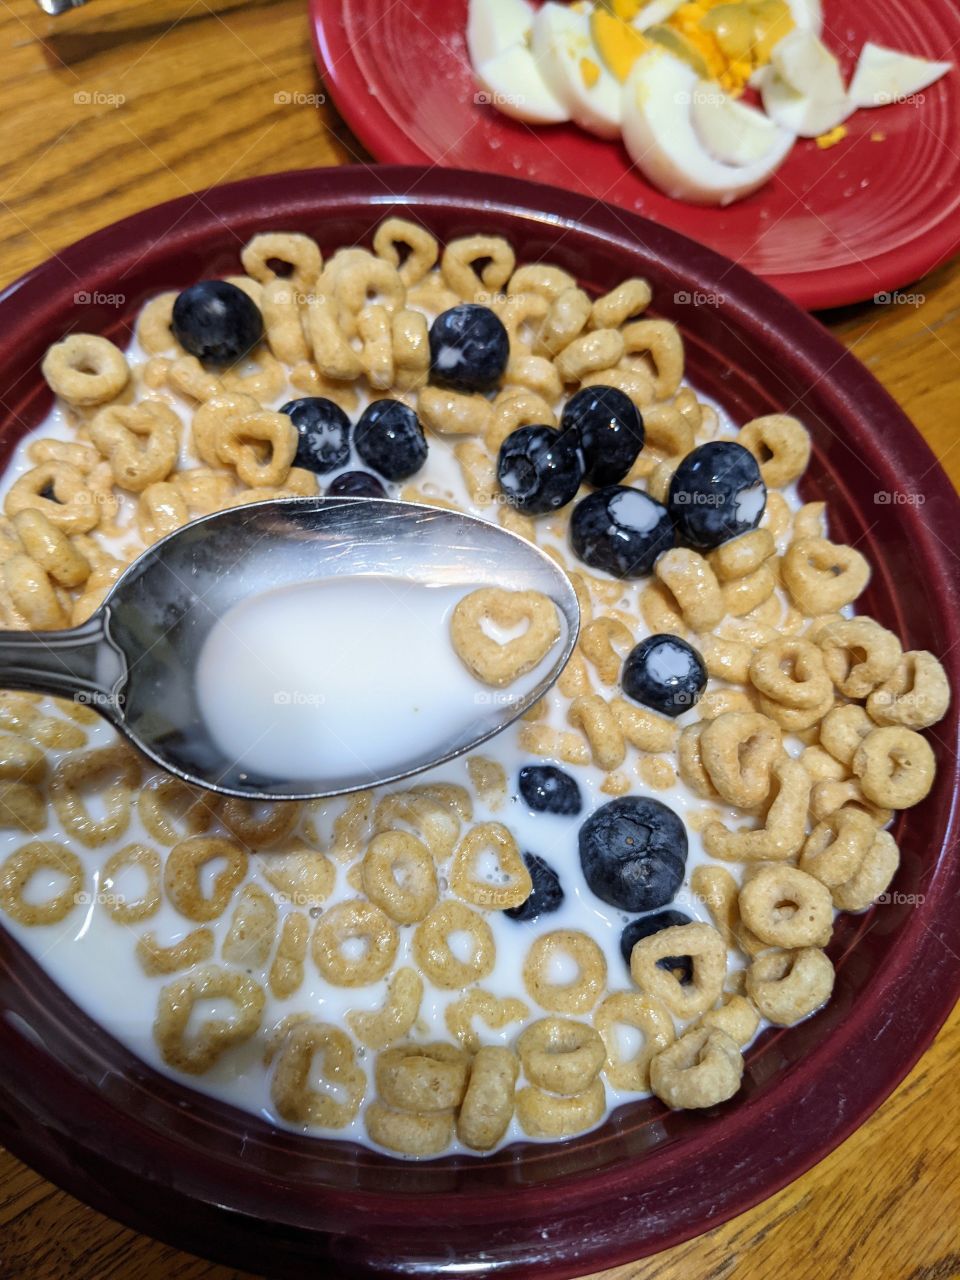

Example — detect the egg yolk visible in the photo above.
[580,55,602,87]
[815,124,848,149]
[664,0,794,95]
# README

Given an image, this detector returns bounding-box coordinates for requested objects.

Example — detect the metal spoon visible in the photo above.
[0,498,579,800]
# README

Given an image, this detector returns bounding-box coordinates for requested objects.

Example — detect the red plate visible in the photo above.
[0,167,958,1278]
[311,0,960,309]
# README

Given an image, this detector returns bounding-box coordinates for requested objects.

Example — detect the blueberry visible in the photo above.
[579,796,687,913]
[326,470,387,499]
[668,441,766,550]
[504,853,564,922]
[497,425,584,515]
[570,485,674,578]
[561,385,644,487]
[621,634,707,718]
[429,304,509,393]
[279,397,351,475]
[354,399,428,481]
[171,280,263,367]
[518,764,582,815]
[619,910,693,982]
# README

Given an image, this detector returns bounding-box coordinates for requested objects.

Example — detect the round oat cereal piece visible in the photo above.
[749,637,831,710]
[738,865,834,949]
[852,726,936,809]
[593,991,676,1092]
[457,1046,519,1151]
[516,1078,606,1139]
[42,334,129,406]
[100,842,162,924]
[866,651,950,730]
[312,899,399,987]
[220,796,301,848]
[649,1026,743,1109]
[137,775,215,845]
[800,809,878,888]
[831,828,900,913]
[523,930,607,1014]
[51,743,141,849]
[375,1042,469,1112]
[517,1017,605,1095]
[700,712,782,809]
[413,901,495,989]
[817,618,901,699]
[782,538,870,614]
[699,994,761,1047]
[819,703,874,768]
[0,841,83,926]
[746,947,835,1025]
[365,1101,454,1156]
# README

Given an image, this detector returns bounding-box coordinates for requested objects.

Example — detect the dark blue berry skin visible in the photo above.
[621,634,707,718]
[171,280,263,367]
[570,485,674,578]
[561,385,644,487]
[326,470,387,499]
[429,304,509,393]
[619,909,693,982]
[497,425,584,515]
[668,441,766,550]
[579,796,687,913]
[504,853,564,922]
[279,397,351,475]
[354,399,428,481]
[518,764,582,816]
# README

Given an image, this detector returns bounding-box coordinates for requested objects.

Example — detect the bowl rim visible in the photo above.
[0,164,958,1280]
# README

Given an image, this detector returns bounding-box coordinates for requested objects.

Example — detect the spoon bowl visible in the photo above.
[0,497,580,799]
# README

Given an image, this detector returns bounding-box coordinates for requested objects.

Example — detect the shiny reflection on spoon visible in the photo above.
[0,498,580,799]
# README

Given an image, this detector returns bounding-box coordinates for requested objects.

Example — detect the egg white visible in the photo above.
[622,48,795,204]
[532,2,623,139]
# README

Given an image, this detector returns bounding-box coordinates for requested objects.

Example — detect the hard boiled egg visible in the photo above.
[748,0,819,87]
[476,42,572,123]
[784,0,822,35]
[591,6,651,82]
[632,0,685,28]
[691,84,790,164]
[760,28,851,136]
[621,48,795,204]
[848,42,952,107]
[467,0,534,67]
[532,2,623,138]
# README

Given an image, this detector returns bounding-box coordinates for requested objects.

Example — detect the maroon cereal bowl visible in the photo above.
[0,167,958,1279]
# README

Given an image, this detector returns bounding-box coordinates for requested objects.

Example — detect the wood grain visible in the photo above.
[0,1,958,1276]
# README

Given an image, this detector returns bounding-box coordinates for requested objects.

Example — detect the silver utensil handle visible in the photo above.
[36,0,88,14]
[0,612,127,715]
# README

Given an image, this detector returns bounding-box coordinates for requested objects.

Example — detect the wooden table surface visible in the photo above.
[1,1,958,1276]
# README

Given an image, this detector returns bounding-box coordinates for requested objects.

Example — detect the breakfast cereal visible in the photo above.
[0,219,949,1158]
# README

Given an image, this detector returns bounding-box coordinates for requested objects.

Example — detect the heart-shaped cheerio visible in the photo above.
[444,988,530,1053]
[450,587,561,687]
[450,821,532,910]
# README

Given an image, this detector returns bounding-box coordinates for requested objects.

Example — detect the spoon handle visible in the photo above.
[0,610,127,717]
